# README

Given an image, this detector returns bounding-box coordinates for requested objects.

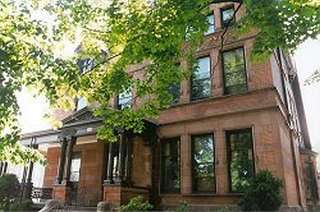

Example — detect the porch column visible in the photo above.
[2,162,7,175]
[115,132,125,183]
[22,161,34,199]
[0,162,3,176]
[105,143,114,184]
[62,137,76,185]
[55,137,68,184]
[26,162,34,184]
[0,162,7,176]
[124,134,132,183]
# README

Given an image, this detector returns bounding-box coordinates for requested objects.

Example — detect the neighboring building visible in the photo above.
[1,130,57,203]
[2,2,319,210]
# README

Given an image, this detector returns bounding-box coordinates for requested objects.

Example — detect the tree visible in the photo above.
[0,0,319,162]
[305,68,320,85]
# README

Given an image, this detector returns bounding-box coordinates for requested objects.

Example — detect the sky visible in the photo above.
[17,39,320,152]
[294,38,320,153]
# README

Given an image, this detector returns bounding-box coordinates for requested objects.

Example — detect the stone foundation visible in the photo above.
[103,185,149,206]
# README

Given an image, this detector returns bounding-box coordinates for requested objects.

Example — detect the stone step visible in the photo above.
[61,206,97,212]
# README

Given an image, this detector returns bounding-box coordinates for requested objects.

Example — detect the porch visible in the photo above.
[47,108,157,207]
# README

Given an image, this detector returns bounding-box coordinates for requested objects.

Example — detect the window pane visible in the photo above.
[191,79,211,100]
[227,129,254,193]
[77,58,95,74]
[192,134,215,193]
[194,57,211,79]
[223,48,247,95]
[77,97,87,111]
[161,138,180,193]
[192,57,211,100]
[118,89,133,109]
[221,7,235,27]
[169,83,180,104]
[205,14,215,35]
[70,154,81,182]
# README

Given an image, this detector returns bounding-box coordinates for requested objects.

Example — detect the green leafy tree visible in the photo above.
[0,0,319,162]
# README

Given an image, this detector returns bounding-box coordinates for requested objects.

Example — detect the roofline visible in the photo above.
[21,129,60,140]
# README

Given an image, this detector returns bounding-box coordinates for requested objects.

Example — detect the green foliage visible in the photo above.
[8,199,33,211]
[0,0,319,162]
[0,174,20,210]
[175,201,189,212]
[119,196,153,212]
[239,170,283,211]
[214,206,237,212]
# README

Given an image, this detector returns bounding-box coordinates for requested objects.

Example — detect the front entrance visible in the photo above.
[69,153,81,205]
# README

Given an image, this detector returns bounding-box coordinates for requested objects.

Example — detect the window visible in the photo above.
[169,83,180,105]
[76,97,87,111]
[161,138,180,193]
[192,134,215,193]
[191,57,211,100]
[77,58,95,74]
[221,6,235,28]
[222,48,247,95]
[205,13,215,35]
[70,153,81,182]
[118,89,133,109]
[226,129,254,193]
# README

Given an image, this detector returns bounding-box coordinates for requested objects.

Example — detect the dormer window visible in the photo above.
[77,58,95,74]
[221,6,235,28]
[204,13,215,35]
[76,97,87,111]
[117,90,133,109]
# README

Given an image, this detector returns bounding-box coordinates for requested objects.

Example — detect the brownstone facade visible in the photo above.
[38,2,319,210]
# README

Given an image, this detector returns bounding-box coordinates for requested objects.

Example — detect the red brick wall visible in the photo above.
[157,107,301,207]
[44,147,60,187]
[131,137,152,188]
[73,140,105,206]
[103,186,149,206]
[44,139,106,206]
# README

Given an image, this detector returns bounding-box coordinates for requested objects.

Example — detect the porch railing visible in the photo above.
[31,187,53,200]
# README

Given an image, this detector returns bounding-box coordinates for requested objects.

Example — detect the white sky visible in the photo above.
[17,39,320,153]
[294,38,320,153]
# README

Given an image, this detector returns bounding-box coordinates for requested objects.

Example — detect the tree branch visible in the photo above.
[83,26,111,34]
[212,2,243,72]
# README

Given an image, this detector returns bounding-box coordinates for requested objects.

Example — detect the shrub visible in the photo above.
[175,201,189,212]
[0,174,20,209]
[239,170,283,211]
[8,199,33,211]
[120,196,153,211]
